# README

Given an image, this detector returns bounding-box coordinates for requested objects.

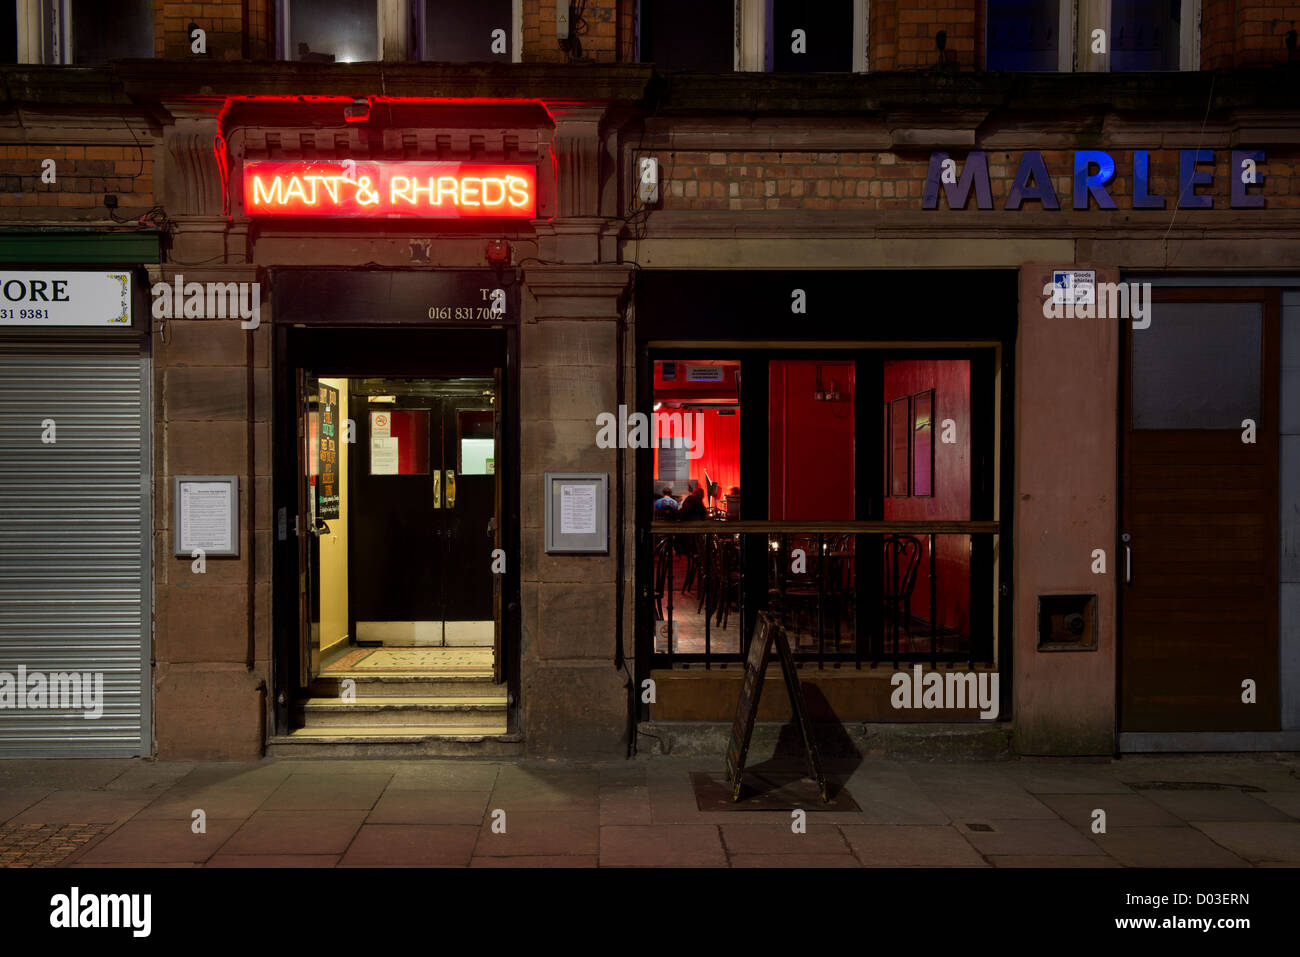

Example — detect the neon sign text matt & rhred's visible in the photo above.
[243,161,537,218]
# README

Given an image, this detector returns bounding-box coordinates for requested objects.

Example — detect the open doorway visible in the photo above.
[302,375,502,686]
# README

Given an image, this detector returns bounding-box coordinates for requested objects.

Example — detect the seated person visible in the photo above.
[678,486,708,521]
[653,488,680,516]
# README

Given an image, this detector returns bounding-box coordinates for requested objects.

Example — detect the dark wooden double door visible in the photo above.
[1120,290,1280,732]
[298,374,502,686]
[348,378,498,636]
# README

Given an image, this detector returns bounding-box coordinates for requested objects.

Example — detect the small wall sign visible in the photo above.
[544,473,608,554]
[0,271,131,326]
[173,475,239,558]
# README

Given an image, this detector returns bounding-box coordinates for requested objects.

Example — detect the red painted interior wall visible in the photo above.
[653,408,741,498]
[768,360,855,520]
[386,410,431,475]
[882,359,971,637]
[651,361,742,500]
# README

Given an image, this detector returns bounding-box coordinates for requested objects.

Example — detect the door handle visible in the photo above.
[446,470,456,509]
[487,516,496,538]
[433,469,441,509]
[1121,533,1132,584]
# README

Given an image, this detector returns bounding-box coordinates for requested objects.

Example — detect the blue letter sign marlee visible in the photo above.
[922,150,1267,210]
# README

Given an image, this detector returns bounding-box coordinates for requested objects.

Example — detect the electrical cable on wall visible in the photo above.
[559,1,591,62]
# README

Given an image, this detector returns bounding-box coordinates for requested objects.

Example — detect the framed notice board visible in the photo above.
[543,473,608,554]
[173,475,239,558]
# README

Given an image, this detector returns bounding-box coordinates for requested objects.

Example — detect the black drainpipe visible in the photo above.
[245,289,256,672]
[616,274,633,757]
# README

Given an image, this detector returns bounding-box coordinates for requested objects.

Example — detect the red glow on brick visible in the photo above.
[243,161,537,218]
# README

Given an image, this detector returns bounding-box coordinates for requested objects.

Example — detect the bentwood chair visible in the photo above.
[882,535,922,666]
[652,534,673,621]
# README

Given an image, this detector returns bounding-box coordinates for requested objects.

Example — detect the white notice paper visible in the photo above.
[559,483,597,535]
[179,482,233,552]
[371,437,399,475]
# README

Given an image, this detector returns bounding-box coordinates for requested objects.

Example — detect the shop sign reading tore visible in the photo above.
[0,271,132,326]
[244,161,537,218]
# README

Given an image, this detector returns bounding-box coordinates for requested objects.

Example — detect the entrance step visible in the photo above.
[281,669,512,756]
[292,696,506,728]
[311,674,498,697]
[266,728,522,758]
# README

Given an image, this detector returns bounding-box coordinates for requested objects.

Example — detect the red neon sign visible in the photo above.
[243,161,537,218]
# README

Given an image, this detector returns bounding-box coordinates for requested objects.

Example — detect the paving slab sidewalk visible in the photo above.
[0,753,1296,868]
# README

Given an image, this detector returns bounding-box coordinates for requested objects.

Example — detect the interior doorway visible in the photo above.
[301,375,503,689]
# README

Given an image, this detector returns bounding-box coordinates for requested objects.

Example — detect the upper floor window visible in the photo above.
[1110,0,1181,71]
[770,0,854,72]
[987,0,1061,70]
[32,0,153,64]
[282,0,378,62]
[421,0,515,62]
[277,0,519,63]
[639,0,736,72]
[985,0,1194,71]
[2,4,17,63]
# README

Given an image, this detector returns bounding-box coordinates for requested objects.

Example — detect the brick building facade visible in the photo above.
[0,0,1297,761]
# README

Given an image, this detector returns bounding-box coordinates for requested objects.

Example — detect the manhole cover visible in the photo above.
[1130,781,1265,793]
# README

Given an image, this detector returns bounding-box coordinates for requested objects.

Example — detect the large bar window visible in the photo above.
[651,359,742,654]
[646,350,993,670]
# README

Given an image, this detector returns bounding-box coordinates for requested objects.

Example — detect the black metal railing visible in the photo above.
[648,521,1000,671]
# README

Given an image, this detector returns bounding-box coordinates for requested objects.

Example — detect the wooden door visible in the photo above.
[295,368,312,688]
[437,384,497,632]
[1120,289,1280,732]
[493,368,504,682]
[348,392,444,632]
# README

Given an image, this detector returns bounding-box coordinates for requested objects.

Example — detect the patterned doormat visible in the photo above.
[322,647,493,673]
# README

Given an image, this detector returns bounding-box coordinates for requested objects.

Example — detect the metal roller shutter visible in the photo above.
[0,339,151,756]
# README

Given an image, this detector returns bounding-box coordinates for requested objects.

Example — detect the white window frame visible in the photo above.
[26,0,156,65]
[1075,0,1199,72]
[980,0,1198,72]
[15,0,47,63]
